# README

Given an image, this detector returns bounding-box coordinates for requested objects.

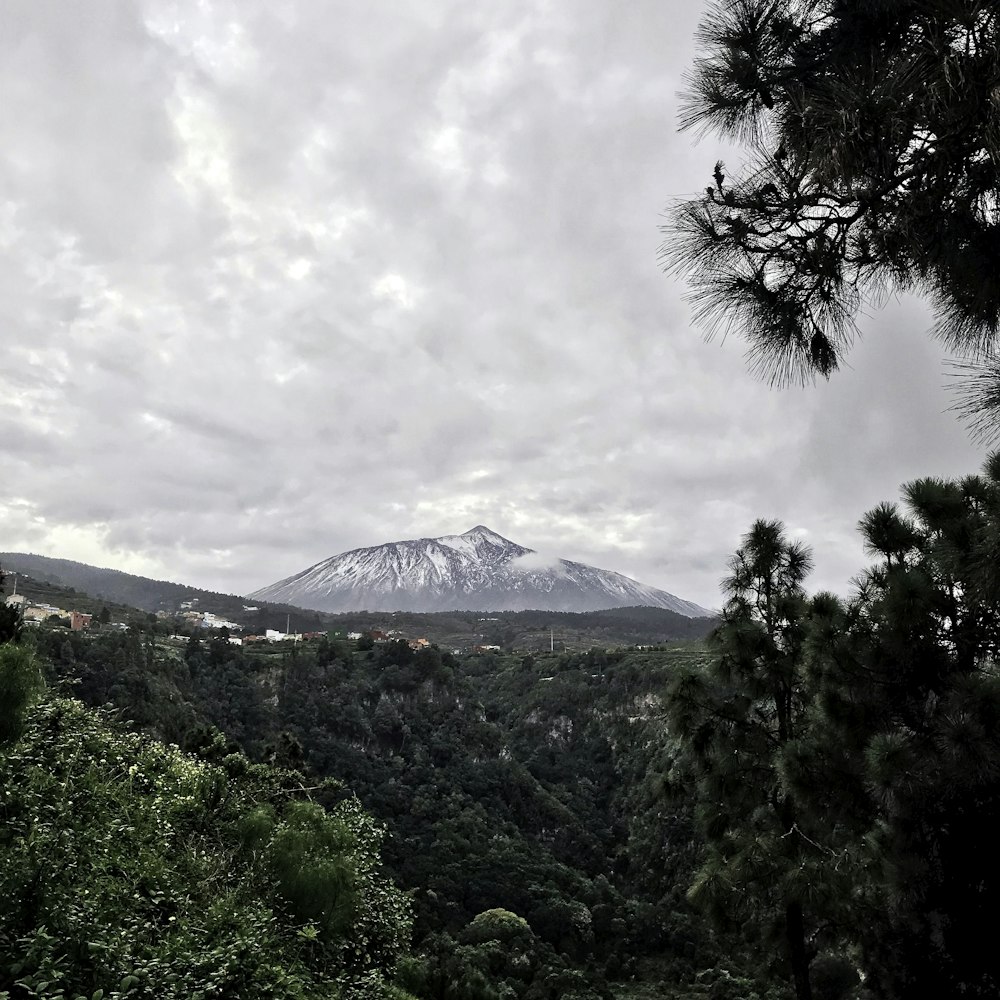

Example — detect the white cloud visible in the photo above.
[371,272,422,310]
[510,551,567,575]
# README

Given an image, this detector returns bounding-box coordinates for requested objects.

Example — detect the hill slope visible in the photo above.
[0,552,334,634]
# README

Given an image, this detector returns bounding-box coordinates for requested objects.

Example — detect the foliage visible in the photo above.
[662,0,1000,431]
[0,681,411,999]
[0,564,23,644]
[35,620,772,998]
[801,460,1000,998]
[0,643,42,746]
[665,521,823,1000]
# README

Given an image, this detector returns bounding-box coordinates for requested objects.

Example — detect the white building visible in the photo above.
[265,629,302,642]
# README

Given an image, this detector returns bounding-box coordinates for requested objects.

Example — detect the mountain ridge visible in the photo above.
[251,525,713,616]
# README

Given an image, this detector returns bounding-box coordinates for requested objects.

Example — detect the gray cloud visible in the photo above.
[0,0,986,610]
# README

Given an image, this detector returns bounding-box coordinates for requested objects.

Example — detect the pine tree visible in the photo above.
[662,1,1000,431]
[665,520,822,1000]
[803,458,1000,998]
[666,480,1000,997]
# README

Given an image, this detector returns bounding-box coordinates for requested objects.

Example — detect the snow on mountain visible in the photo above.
[249,525,713,617]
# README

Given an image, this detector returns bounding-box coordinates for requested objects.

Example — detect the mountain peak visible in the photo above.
[250,527,713,617]
[462,525,508,541]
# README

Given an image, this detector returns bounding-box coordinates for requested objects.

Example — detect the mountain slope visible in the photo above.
[250,525,713,616]
[0,552,334,633]
[0,552,215,611]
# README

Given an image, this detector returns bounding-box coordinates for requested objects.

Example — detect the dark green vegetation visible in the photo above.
[667,456,1000,999]
[332,606,714,651]
[658,3,1000,992]
[663,0,1000,428]
[20,613,765,1000]
[0,596,413,998]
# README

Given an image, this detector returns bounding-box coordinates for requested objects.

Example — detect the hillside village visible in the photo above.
[5,588,95,632]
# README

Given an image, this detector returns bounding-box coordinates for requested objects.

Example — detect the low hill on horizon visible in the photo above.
[0,551,335,634]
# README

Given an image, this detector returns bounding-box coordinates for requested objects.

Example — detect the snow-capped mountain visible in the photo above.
[249,525,713,616]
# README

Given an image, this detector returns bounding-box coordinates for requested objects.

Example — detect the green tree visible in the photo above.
[0,644,43,746]
[799,458,1000,998]
[0,694,411,999]
[462,908,533,946]
[665,520,820,1000]
[668,460,1000,999]
[662,1,1000,428]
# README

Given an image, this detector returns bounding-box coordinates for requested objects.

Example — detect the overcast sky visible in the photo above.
[0,0,987,610]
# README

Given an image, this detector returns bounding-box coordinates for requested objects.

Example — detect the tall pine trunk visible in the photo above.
[786,900,812,1000]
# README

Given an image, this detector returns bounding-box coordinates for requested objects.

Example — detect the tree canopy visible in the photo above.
[662,0,1000,429]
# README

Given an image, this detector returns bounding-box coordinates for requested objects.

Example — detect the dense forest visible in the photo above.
[10,613,761,998]
[0,640,413,999]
